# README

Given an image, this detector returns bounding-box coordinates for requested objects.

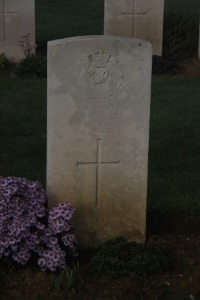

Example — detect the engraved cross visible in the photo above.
[121,1,147,17]
[121,11,147,16]
[0,0,18,41]
[77,139,120,207]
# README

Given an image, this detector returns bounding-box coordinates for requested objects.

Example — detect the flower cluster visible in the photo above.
[19,33,37,57]
[0,177,76,271]
[49,203,75,234]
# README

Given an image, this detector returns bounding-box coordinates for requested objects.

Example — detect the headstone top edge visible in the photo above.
[47,35,152,48]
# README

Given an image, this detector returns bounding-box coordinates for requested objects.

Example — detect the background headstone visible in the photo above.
[104,0,164,56]
[0,0,35,62]
[47,36,152,247]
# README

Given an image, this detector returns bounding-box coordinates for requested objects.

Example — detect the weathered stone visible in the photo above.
[0,0,35,62]
[104,0,164,56]
[47,36,152,247]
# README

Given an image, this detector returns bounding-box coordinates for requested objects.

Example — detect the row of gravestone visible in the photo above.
[0,0,200,62]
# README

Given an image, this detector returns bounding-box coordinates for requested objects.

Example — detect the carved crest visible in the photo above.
[78,49,124,100]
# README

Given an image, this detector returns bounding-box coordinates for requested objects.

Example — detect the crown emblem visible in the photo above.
[88,50,110,65]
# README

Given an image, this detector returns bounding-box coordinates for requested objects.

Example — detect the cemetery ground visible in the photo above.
[1,0,200,299]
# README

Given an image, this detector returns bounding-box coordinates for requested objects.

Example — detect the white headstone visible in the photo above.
[0,0,35,62]
[47,36,152,247]
[104,0,164,56]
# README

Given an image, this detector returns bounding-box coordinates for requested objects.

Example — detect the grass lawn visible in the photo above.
[36,0,104,53]
[0,79,46,186]
[148,77,200,214]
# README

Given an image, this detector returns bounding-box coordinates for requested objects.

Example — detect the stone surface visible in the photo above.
[0,0,35,62]
[104,0,164,56]
[47,36,152,247]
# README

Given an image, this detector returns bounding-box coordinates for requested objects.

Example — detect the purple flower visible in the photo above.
[48,203,75,234]
[0,177,77,271]
[19,34,38,57]
[38,247,66,271]
[62,234,76,248]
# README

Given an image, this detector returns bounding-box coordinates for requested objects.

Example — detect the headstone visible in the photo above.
[0,0,35,62]
[104,0,164,56]
[47,36,152,247]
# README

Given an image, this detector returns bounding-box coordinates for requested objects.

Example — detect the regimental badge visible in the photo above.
[77,49,124,100]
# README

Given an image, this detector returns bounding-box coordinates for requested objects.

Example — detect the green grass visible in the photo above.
[36,0,104,53]
[0,79,46,187]
[148,77,200,214]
